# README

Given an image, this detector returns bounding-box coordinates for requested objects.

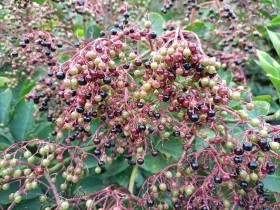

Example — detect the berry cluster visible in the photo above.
[161,0,275,84]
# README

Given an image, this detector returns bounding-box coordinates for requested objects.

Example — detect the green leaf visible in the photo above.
[73,173,104,195]
[140,153,167,173]
[147,12,166,36]
[253,95,272,102]
[8,99,35,141]
[244,101,270,118]
[0,128,15,147]
[267,74,280,97]
[185,22,208,36]
[86,25,101,38]
[0,182,42,205]
[104,157,129,177]
[257,50,279,77]
[20,80,36,98]
[12,198,42,210]
[267,29,280,57]
[0,77,10,88]
[262,173,280,192]
[268,16,280,27]
[157,139,183,159]
[0,88,12,124]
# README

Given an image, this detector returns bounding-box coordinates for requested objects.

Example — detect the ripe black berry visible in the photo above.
[148,31,157,39]
[243,142,253,151]
[78,77,87,85]
[191,162,199,170]
[173,131,180,137]
[234,147,244,156]
[103,77,111,84]
[247,162,258,170]
[233,156,242,164]
[196,64,204,72]
[240,181,248,189]
[258,138,267,147]
[56,71,65,80]
[147,199,154,207]
[183,63,192,70]
[214,175,222,184]
[138,124,146,132]
[190,113,199,122]
[76,106,84,113]
[274,134,280,143]
[207,109,215,117]
[137,158,144,165]
[163,94,170,102]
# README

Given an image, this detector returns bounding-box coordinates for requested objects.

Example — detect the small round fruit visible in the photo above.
[60,201,70,210]
[14,195,22,203]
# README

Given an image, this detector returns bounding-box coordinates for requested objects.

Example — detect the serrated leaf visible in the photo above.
[257,50,279,77]
[147,12,166,35]
[267,29,280,57]
[0,88,12,124]
[8,99,35,141]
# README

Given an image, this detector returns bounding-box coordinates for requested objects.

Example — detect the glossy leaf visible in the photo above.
[8,99,35,141]
[267,29,280,57]
[257,50,279,77]
[0,88,12,124]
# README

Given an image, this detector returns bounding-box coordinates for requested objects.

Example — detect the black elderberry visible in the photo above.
[138,124,146,132]
[190,113,199,122]
[234,147,244,156]
[78,77,87,85]
[163,94,170,102]
[146,198,154,207]
[173,131,180,137]
[243,142,253,151]
[98,161,105,167]
[100,30,105,37]
[103,76,111,84]
[247,162,258,170]
[76,106,84,113]
[207,109,216,117]
[191,162,199,170]
[56,71,65,80]
[148,31,157,39]
[233,156,242,164]
[196,64,204,72]
[93,148,101,156]
[137,158,144,165]
[274,134,280,143]
[214,175,222,184]
[240,181,249,189]
[183,63,192,70]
